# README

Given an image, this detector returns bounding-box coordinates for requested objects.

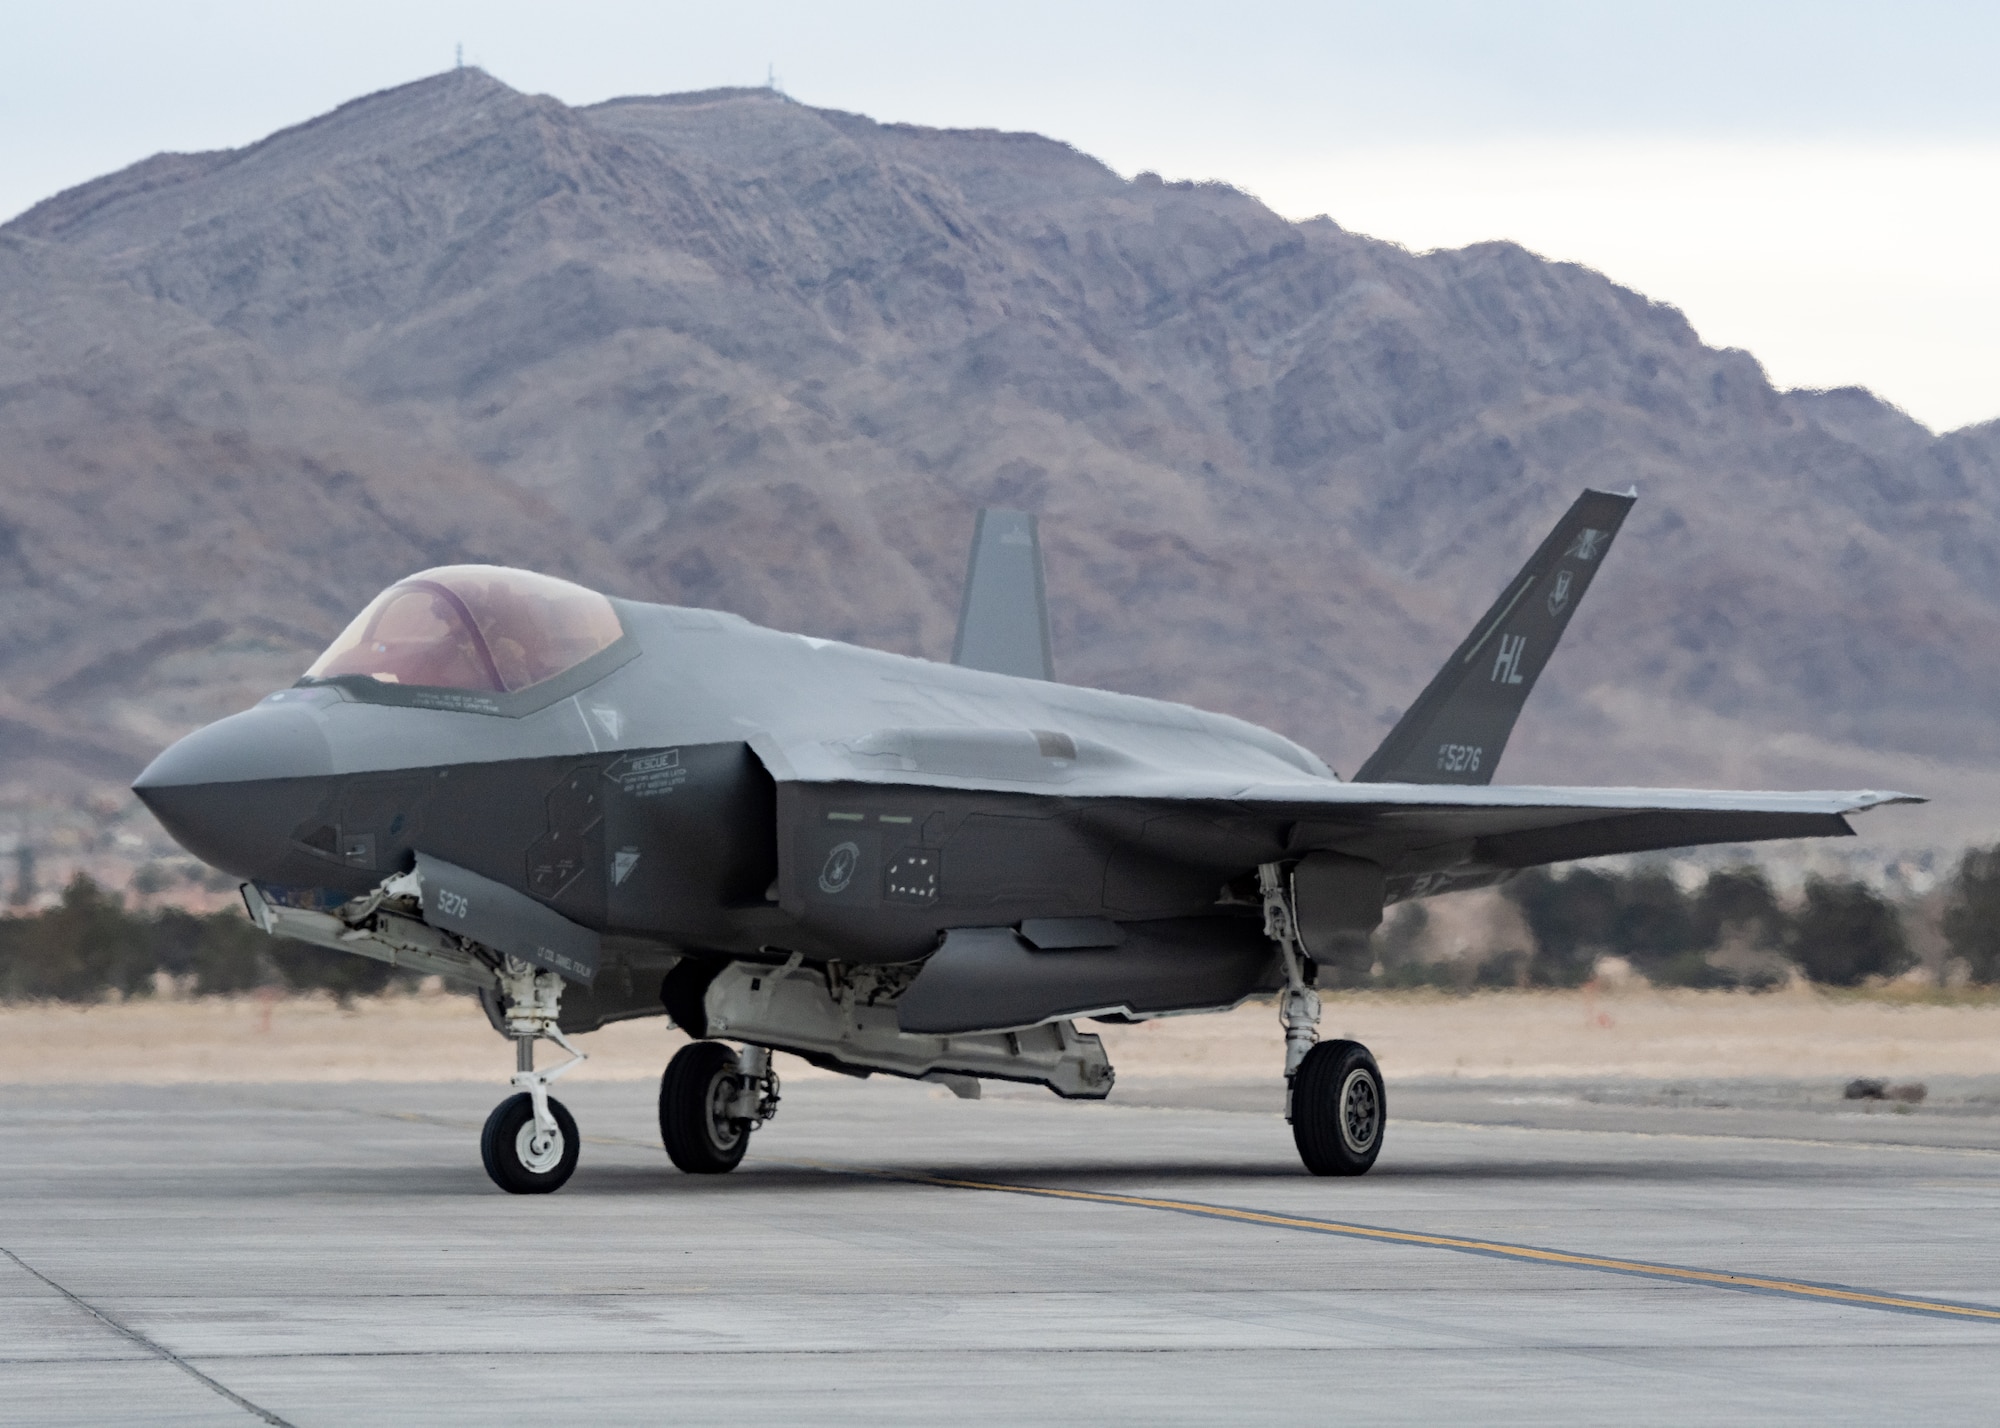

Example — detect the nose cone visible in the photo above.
[135,704,337,881]
[137,703,334,790]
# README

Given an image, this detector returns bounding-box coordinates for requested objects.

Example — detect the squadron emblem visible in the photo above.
[1564,528,1608,562]
[817,841,861,895]
[1547,568,1574,616]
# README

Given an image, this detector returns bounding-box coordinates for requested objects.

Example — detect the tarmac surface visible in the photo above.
[6,1071,2000,1425]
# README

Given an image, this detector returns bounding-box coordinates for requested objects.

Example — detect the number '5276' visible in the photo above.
[1436,743,1482,773]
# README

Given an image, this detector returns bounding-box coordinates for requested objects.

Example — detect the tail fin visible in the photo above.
[952,508,1055,680]
[1352,488,1635,784]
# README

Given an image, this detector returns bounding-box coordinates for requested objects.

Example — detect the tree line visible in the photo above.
[1384,848,2000,990]
[0,875,406,1003]
[6,849,2000,1003]
[1492,865,1912,988]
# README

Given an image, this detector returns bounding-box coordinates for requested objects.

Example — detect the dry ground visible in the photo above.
[5,985,1999,1085]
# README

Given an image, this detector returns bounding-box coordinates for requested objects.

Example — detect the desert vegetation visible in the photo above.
[1495,864,1912,990]
[0,874,409,1003]
[4,848,1999,1006]
[1371,852,1997,992]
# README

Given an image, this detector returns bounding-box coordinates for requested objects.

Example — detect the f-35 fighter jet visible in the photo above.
[133,493,1914,1192]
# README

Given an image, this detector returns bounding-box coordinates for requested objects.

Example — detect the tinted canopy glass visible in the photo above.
[306,566,624,695]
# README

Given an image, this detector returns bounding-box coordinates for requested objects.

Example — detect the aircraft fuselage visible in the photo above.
[136,598,1319,981]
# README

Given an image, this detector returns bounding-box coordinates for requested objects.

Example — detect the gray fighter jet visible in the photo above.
[133,492,1915,1192]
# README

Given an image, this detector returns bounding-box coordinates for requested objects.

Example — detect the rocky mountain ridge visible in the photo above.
[3,68,1996,856]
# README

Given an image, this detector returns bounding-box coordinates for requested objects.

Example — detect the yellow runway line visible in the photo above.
[344,1104,2000,1324]
[854,1167,2000,1325]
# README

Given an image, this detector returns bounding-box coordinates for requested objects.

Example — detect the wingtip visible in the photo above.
[1854,790,1928,809]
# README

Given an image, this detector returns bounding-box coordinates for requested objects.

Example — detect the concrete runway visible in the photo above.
[6,1072,2000,1426]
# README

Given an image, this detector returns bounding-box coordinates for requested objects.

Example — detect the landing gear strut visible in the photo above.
[481,957,587,1194]
[1261,863,1385,1176]
[660,1041,779,1174]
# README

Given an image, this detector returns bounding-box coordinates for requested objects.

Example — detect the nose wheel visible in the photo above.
[481,1091,580,1193]
[481,956,589,1194]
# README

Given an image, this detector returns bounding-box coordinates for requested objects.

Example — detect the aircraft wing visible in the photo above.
[1164,781,1919,898]
[1232,772,1904,852]
[769,717,1915,899]
[777,705,1916,899]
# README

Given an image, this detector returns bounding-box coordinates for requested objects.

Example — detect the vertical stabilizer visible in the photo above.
[1352,488,1635,784]
[952,509,1055,681]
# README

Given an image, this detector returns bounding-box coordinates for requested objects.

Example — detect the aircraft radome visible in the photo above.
[133,493,1918,1192]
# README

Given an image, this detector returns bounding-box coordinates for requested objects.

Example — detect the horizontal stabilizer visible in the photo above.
[952,508,1054,680]
[1354,488,1635,785]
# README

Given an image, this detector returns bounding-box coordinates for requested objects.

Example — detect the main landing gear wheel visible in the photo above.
[1290,1040,1385,1177]
[661,1041,751,1174]
[481,1091,580,1194]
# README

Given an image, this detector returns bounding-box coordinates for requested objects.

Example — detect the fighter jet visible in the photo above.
[133,492,1915,1192]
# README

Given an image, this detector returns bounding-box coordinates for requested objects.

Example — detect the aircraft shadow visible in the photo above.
[546,1155,1812,1197]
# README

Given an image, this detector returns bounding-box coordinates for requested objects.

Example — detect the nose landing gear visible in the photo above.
[481,1090,580,1193]
[482,956,588,1194]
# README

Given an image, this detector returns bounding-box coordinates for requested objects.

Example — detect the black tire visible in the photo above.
[1290,1040,1385,1177]
[661,1041,751,1174]
[480,1091,580,1194]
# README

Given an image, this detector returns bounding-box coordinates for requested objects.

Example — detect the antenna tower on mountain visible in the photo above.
[455,44,464,70]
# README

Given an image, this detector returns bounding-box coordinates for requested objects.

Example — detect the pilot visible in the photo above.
[465,577,556,692]
[304,565,624,696]
[322,583,498,691]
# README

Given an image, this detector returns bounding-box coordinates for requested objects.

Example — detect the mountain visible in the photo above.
[3,67,1996,863]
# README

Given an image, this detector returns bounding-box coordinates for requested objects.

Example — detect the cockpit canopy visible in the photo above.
[304,566,624,695]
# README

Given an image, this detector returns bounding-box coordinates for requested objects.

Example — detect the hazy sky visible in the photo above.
[6,1,1997,430]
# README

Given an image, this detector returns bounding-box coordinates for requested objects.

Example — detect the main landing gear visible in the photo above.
[1260,864,1386,1176]
[481,957,588,1194]
[660,1040,780,1174]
